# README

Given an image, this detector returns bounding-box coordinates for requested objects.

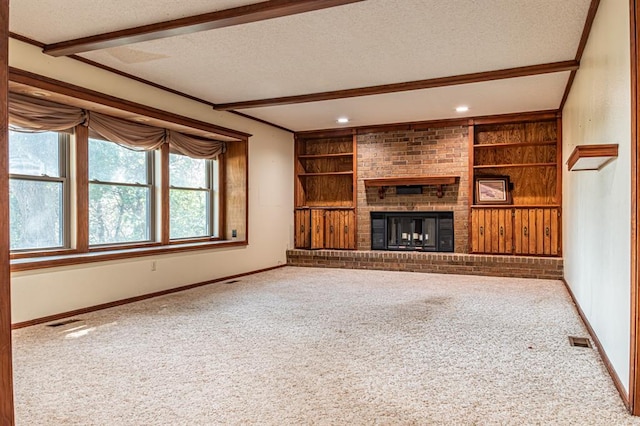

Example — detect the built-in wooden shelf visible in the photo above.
[298,153,353,159]
[567,144,618,171]
[474,141,556,149]
[474,162,556,169]
[363,175,459,199]
[471,204,561,209]
[299,171,353,176]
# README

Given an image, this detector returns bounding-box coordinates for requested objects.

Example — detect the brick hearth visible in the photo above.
[287,249,563,280]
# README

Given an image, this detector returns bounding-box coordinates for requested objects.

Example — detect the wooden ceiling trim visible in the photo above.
[8,67,251,140]
[42,0,366,57]
[559,0,601,110]
[215,60,580,111]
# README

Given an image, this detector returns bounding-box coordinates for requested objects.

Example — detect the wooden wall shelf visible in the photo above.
[363,175,459,199]
[567,144,618,171]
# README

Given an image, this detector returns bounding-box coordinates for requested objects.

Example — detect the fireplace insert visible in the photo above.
[371,211,454,252]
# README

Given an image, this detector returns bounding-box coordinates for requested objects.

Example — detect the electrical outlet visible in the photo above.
[151,261,157,272]
[232,229,237,238]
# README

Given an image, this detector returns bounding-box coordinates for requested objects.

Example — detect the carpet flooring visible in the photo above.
[12,267,640,425]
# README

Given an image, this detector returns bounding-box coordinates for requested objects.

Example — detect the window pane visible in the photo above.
[10,179,63,250]
[9,130,60,176]
[170,189,208,239]
[89,138,147,184]
[169,154,207,188]
[89,184,150,245]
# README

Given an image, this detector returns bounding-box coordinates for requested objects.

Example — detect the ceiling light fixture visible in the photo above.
[456,106,469,113]
[337,117,350,124]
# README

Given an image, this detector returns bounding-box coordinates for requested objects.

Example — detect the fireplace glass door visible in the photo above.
[387,217,437,250]
[371,211,453,252]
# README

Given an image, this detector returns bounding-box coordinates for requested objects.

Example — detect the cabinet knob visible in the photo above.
[545,227,550,237]
[330,225,334,233]
[301,225,304,233]
[344,225,348,234]
[499,226,504,236]
[523,226,528,237]
[316,225,320,233]
[479,226,484,236]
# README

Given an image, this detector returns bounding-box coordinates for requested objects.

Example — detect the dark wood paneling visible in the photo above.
[0,0,14,422]
[215,62,579,110]
[12,265,286,329]
[44,1,366,56]
[160,144,170,245]
[631,0,640,415]
[75,125,89,253]
[224,140,247,241]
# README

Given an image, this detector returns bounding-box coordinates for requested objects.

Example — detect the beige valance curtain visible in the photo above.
[8,93,227,158]
[87,112,166,151]
[8,92,85,132]
[168,130,226,159]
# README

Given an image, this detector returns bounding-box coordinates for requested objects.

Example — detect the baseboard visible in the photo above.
[561,278,630,410]
[12,264,286,329]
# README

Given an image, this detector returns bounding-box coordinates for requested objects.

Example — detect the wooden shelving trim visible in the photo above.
[298,153,353,159]
[567,144,618,171]
[298,171,353,177]
[473,162,556,169]
[474,141,556,149]
[471,204,561,209]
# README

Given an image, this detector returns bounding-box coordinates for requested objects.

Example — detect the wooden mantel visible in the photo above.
[363,175,459,199]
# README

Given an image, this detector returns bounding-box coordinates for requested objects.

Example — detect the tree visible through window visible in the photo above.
[169,153,218,239]
[88,138,152,245]
[9,130,68,251]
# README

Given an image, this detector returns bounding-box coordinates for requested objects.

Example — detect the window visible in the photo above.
[88,138,154,245]
[9,130,69,251]
[169,153,219,240]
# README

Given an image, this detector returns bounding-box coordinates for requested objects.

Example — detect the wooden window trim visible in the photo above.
[10,239,247,272]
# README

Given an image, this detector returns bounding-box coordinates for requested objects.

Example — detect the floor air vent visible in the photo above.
[47,319,82,328]
[225,280,241,284]
[568,336,592,348]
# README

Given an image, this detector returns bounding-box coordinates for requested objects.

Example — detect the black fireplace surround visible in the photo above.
[371,211,454,252]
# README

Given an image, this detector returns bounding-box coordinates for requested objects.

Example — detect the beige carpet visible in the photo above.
[12,267,639,425]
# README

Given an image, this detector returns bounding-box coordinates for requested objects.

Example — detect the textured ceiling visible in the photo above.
[9,0,593,132]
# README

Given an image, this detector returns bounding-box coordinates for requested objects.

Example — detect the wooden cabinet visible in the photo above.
[513,207,560,256]
[324,209,356,249]
[471,208,513,254]
[471,207,560,255]
[294,131,357,250]
[294,209,324,249]
[469,114,562,257]
[294,208,355,250]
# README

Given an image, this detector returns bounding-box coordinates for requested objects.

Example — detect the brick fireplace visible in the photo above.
[356,125,469,252]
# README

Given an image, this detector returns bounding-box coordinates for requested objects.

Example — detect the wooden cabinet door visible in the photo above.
[471,208,512,254]
[324,209,356,249]
[513,208,559,255]
[310,209,325,249]
[294,209,310,248]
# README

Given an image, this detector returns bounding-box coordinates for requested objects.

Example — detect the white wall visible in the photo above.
[562,0,631,392]
[9,40,295,323]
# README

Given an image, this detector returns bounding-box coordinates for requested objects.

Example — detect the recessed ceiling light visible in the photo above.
[337,117,350,124]
[456,106,469,113]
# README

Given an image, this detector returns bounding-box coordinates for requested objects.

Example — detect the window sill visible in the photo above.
[10,239,247,272]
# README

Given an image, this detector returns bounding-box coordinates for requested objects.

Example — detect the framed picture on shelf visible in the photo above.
[475,176,511,205]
